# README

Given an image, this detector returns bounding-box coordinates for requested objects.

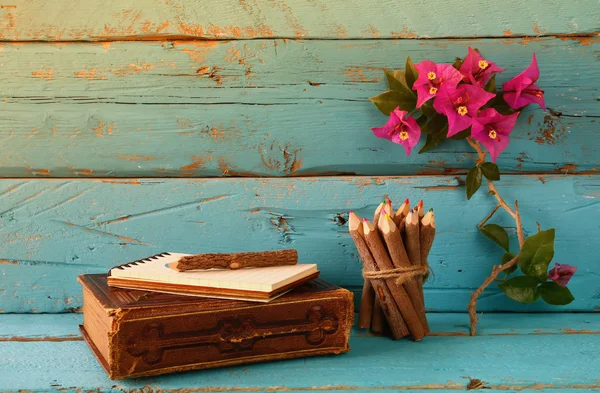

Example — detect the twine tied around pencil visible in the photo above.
[362,263,429,286]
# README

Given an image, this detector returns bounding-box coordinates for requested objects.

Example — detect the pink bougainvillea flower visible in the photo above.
[412,60,462,108]
[371,107,421,155]
[471,108,519,163]
[502,53,546,110]
[433,84,495,137]
[459,47,503,87]
[548,263,577,287]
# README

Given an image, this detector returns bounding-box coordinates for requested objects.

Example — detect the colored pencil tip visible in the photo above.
[418,200,423,207]
[404,198,409,205]
[349,210,353,214]
[385,213,390,219]
[363,218,368,222]
[429,208,434,212]
[165,263,169,268]
[410,208,414,213]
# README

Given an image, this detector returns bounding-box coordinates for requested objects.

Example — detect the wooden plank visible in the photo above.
[0,314,82,341]
[0,38,598,177]
[0,0,597,40]
[0,175,597,313]
[3,314,600,340]
[1,315,600,391]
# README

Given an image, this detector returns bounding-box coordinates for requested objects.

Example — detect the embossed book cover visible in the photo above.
[78,274,354,379]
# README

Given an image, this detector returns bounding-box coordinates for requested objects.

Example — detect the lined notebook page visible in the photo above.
[109,253,317,292]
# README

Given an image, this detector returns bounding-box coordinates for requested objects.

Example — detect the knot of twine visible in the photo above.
[363,264,429,286]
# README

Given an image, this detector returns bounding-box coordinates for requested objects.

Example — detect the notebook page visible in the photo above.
[110,253,317,292]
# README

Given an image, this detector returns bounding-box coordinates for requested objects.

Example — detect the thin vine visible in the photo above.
[466,136,524,335]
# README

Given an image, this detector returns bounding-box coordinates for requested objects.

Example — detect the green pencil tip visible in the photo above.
[429,208,434,212]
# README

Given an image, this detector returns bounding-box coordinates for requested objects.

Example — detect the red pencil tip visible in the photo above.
[349,210,353,214]
[404,198,409,205]
[418,200,423,207]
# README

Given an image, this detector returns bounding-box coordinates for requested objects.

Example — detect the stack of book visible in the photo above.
[78,250,353,379]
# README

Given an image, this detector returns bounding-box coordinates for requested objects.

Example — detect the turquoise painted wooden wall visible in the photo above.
[0,0,598,314]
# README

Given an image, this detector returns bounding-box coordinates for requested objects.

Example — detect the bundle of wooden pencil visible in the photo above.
[349,198,436,341]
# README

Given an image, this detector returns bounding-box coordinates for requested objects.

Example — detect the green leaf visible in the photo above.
[480,162,500,181]
[518,229,556,280]
[502,252,518,274]
[421,113,447,135]
[419,126,448,153]
[452,57,463,70]
[369,90,416,115]
[498,276,540,304]
[405,57,418,89]
[420,102,436,117]
[539,282,575,305]
[384,69,410,92]
[416,114,428,128]
[484,74,496,94]
[449,127,471,140]
[494,103,517,115]
[466,166,482,200]
[485,94,515,114]
[479,224,510,251]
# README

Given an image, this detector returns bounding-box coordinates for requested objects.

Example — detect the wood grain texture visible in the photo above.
[5,313,600,340]
[1,314,600,391]
[0,0,597,41]
[0,38,597,177]
[0,176,597,313]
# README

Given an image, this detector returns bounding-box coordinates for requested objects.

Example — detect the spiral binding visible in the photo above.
[108,252,171,276]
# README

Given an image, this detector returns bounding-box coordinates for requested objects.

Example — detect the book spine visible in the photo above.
[109,289,354,379]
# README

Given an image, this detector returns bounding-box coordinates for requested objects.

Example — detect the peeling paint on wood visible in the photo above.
[0,38,597,177]
[0,176,597,313]
[0,0,597,40]
[2,313,600,391]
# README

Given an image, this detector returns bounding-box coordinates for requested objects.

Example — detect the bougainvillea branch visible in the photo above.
[369,49,576,335]
[466,136,525,246]
[466,135,525,335]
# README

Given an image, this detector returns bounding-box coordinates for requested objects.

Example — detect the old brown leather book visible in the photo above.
[78,274,354,379]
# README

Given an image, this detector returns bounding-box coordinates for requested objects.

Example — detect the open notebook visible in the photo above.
[107,252,320,302]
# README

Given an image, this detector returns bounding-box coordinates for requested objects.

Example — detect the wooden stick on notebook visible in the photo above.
[363,219,426,341]
[348,211,409,339]
[358,280,375,329]
[379,214,429,333]
[166,250,298,271]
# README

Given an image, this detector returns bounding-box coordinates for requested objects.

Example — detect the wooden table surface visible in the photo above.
[0,1,598,390]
